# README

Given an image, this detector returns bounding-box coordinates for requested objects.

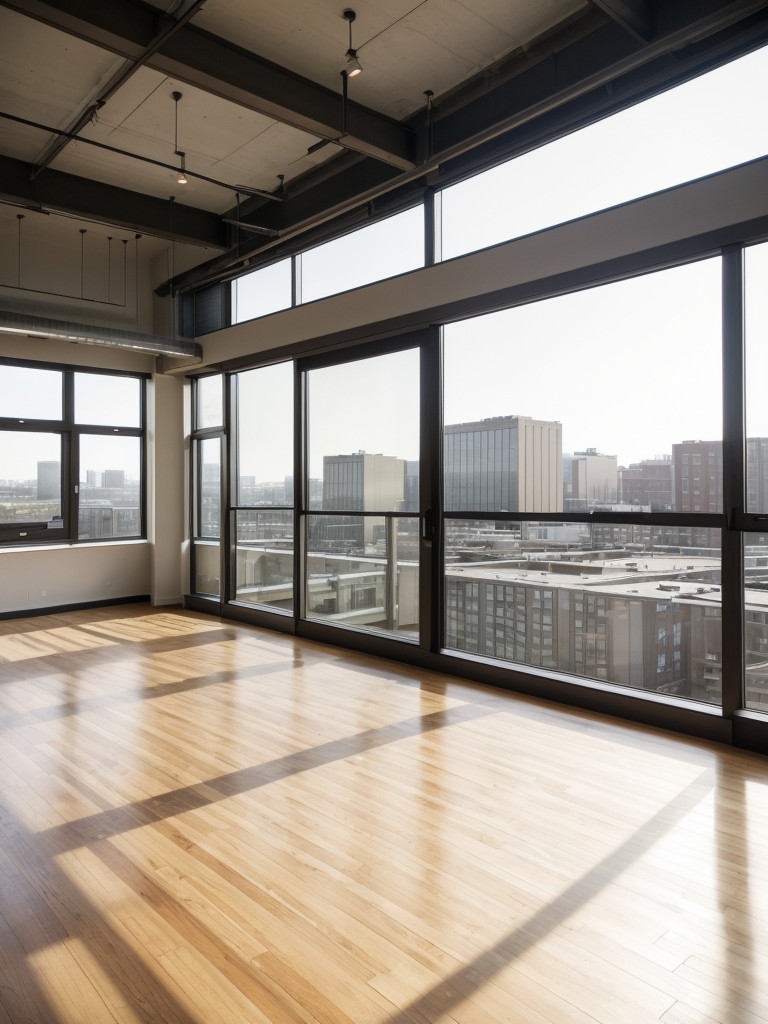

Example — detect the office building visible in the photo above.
[445,555,724,701]
[672,439,723,513]
[563,448,618,509]
[619,455,673,511]
[444,415,562,512]
[747,437,768,512]
[103,469,126,490]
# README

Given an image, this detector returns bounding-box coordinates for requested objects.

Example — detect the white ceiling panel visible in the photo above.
[46,65,336,211]
[193,0,588,119]
[0,7,124,131]
[213,119,343,181]
[0,119,51,165]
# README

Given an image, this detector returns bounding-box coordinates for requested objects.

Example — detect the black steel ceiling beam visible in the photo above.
[0,154,226,248]
[588,1,654,42]
[0,0,415,170]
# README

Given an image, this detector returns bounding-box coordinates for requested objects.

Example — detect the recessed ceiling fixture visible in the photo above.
[172,91,188,184]
[343,9,363,77]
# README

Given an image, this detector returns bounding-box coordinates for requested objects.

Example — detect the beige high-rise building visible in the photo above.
[322,451,406,543]
[443,415,562,513]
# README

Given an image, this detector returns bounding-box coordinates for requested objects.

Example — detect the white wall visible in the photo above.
[0,203,207,615]
[0,204,209,337]
[0,542,151,615]
[148,372,186,605]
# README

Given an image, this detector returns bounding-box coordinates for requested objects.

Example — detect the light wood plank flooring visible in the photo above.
[1,603,767,1023]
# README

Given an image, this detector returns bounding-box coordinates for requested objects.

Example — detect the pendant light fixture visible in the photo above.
[172,91,188,185]
[343,10,363,77]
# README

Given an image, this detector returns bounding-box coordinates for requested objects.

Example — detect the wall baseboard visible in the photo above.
[0,595,151,621]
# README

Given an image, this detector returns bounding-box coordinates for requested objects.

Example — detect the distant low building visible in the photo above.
[619,455,673,511]
[444,554,724,701]
[563,448,618,510]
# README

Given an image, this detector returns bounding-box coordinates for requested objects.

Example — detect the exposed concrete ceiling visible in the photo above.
[0,0,767,290]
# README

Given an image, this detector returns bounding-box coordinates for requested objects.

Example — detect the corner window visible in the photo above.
[0,362,145,544]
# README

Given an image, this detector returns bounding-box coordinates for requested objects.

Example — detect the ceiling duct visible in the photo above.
[0,309,201,360]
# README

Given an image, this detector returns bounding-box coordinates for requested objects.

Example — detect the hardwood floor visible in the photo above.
[1,604,767,1023]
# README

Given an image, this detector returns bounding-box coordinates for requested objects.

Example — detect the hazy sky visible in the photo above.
[0,368,141,479]
[236,256,727,480]
[233,239,768,481]
[440,45,768,258]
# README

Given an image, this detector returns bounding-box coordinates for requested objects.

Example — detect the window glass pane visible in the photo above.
[440,46,768,260]
[235,510,293,610]
[0,365,62,420]
[232,259,292,323]
[307,348,419,506]
[196,374,223,430]
[75,373,141,426]
[198,437,221,539]
[745,537,768,711]
[443,259,721,513]
[445,519,721,705]
[237,363,293,505]
[0,431,61,524]
[745,241,768,513]
[305,347,420,640]
[194,540,220,598]
[306,514,419,640]
[78,435,141,539]
[300,206,424,303]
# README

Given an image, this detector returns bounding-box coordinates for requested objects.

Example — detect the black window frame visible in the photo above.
[189,372,226,603]
[0,357,147,546]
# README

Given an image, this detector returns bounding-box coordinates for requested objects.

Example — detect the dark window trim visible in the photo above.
[0,358,147,546]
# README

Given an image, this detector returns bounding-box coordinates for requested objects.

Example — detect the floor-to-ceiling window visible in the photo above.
[302,345,421,641]
[190,374,224,598]
[441,258,725,705]
[744,240,768,712]
[232,361,294,611]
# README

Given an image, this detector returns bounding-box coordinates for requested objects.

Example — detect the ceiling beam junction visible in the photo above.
[588,0,654,42]
[30,0,208,178]
[0,0,416,171]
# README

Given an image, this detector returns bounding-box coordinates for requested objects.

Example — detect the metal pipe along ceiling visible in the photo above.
[0,309,201,359]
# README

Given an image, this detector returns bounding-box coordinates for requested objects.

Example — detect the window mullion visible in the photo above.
[63,371,75,540]
[721,245,746,718]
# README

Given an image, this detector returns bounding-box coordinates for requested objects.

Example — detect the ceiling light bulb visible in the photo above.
[176,150,188,185]
[346,49,363,76]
